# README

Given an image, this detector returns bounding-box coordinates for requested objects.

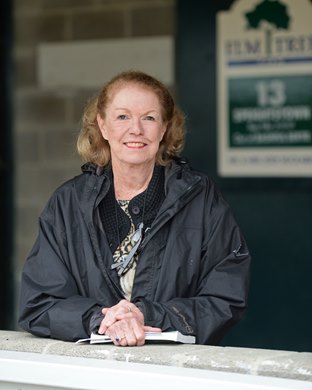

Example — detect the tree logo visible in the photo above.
[245,0,291,57]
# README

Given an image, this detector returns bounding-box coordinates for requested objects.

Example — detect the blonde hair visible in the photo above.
[77,70,186,166]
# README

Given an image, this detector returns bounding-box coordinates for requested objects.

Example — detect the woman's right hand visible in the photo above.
[98,300,161,346]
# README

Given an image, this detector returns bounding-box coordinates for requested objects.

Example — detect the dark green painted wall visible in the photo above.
[176,0,312,352]
[0,0,14,329]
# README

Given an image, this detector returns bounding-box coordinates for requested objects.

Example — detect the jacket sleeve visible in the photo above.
[134,183,251,345]
[18,208,101,341]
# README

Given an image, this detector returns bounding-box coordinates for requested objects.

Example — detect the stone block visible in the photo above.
[39,0,99,9]
[71,10,124,40]
[15,14,67,46]
[71,89,98,124]
[93,0,158,4]
[13,0,45,11]
[131,5,175,36]
[43,128,78,161]
[14,0,96,10]
[16,167,74,212]
[16,93,67,124]
[15,205,39,243]
[14,53,37,87]
[15,131,40,163]
[15,167,48,207]
[38,37,174,88]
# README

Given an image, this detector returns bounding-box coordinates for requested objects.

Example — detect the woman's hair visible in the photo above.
[77,70,186,166]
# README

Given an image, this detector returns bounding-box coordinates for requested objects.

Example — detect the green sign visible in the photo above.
[228,75,312,148]
[217,0,312,176]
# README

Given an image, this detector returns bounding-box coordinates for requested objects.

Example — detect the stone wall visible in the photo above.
[0,331,311,384]
[14,0,175,308]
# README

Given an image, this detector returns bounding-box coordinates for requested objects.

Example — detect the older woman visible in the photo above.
[19,71,250,346]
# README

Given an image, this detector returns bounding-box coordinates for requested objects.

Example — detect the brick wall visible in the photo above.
[14,0,176,309]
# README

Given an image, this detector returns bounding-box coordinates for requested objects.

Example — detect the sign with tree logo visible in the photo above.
[217,0,312,177]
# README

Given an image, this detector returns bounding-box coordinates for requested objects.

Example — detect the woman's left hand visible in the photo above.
[98,299,161,346]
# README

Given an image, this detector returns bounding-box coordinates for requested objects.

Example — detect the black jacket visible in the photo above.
[19,160,251,344]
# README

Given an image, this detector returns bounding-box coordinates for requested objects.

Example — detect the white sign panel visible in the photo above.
[217,0,312,177]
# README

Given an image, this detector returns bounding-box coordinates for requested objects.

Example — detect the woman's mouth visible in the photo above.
[125,142,146,148]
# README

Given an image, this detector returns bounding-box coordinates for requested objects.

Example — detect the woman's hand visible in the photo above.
[98,300,161,346]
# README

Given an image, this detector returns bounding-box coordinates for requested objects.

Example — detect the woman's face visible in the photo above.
[97,83,166,170]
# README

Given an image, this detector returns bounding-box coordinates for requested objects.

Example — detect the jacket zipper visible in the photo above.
[139,177,202,251]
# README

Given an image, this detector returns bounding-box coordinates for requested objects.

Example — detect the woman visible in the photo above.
[19,70,251,346]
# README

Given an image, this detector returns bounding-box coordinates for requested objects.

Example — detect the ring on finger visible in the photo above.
[115,335,126,342]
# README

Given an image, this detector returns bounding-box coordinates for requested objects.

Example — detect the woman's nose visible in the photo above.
[129,118,143,134]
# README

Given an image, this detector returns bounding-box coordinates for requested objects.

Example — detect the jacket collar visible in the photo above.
[99,165,165,253]
[76,158,202,230]
[138,159,203,250]
[81,162,106,176]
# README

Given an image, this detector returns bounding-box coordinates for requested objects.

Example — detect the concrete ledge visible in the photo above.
[1,331,311,383]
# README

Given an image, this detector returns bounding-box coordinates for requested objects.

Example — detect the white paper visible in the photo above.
[76,331,195,344]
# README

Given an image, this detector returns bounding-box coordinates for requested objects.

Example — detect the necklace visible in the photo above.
[111,188,148,276]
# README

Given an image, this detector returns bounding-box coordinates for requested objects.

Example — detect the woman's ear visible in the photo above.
[160,124,167,141]
[97,114,108,140]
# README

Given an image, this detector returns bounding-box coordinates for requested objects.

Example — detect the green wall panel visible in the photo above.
[176,0,312,352]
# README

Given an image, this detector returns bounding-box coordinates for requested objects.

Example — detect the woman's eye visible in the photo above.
[145,116,155,121]
[117,114,128,120]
